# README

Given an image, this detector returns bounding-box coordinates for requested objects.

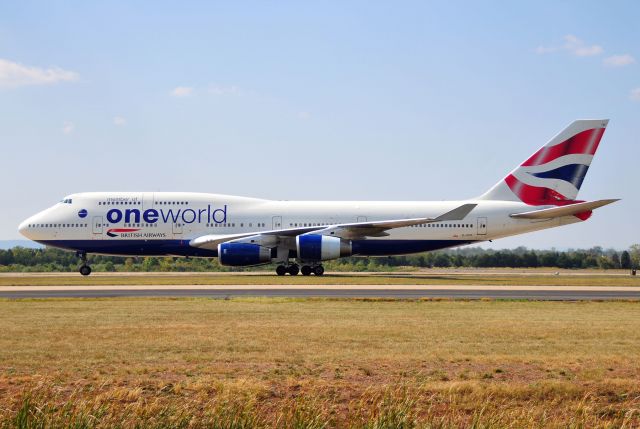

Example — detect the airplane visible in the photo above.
[18,119,618,276]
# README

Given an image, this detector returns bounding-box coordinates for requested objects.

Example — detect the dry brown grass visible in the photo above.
[0,298,639,427]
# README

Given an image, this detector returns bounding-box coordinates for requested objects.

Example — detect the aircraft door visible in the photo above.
[93,216,103,235]
[272,216,282,230]
[173,222,183,234]
[142,193,154,211]
[477,217,487,235]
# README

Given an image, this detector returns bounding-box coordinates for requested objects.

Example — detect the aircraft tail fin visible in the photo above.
[478,119,609,205]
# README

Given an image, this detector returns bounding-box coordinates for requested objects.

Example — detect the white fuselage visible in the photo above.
[18,192,580,259]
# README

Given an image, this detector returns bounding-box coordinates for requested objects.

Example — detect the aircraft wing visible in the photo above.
[189,203,477,249]
[509,199,619,219]
[189,226,325,250]
[306,203,477,239]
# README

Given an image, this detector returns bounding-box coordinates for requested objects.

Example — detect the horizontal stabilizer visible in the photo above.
[510,199,619,219]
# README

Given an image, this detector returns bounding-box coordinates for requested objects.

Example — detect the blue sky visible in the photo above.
[0,1,638,249]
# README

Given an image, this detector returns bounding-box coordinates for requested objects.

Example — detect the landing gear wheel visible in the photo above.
[301,265,312,276]
[276,265,287,276]
[313,265,325,276]
[288,264,299,276]
[77,251,91,276]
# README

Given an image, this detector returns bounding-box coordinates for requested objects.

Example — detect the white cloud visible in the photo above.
[113,116,127,126]
[0,58,78,88]
[630,88,640,102]
[535,45,557,54]
[563,35,603,56]
[604,54,635,67]
[208,84,241,95]
[171,86,193,97]
[62,121,75,135]
[536,35,603,57]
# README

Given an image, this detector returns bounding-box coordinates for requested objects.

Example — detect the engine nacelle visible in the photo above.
[218,243,272,266]
[296,235,352,262]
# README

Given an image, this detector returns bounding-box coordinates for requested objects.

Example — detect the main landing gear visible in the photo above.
[276,264,324,276]
[301,265,325,276]
[77,251,92,276]
[276,264,299,276]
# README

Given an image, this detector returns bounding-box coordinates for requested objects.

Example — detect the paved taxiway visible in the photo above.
[1,285,639,300]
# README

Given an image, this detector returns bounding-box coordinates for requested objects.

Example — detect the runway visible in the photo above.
[1,285,639,300]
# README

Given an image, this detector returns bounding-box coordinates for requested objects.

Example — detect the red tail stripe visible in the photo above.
[505,175,589,209]
[505,174,569,206]
[521,128,604,167]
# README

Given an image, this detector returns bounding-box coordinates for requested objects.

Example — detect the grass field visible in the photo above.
[1,298,639,428]
[1,271,639,287]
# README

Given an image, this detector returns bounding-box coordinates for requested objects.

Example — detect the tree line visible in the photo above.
[0,245,638,272]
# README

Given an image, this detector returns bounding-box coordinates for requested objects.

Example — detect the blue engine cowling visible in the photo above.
[296,235,352,262]
[218,243,272,266]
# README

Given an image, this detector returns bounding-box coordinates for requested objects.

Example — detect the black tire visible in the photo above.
[313,265,325,276]
[276,265,287,276]
[301,265,312,276]
[288,265,299,276]
[79,265,92,276]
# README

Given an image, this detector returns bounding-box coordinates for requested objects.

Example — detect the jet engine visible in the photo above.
[218,242,272,266]
[296,234,352,261]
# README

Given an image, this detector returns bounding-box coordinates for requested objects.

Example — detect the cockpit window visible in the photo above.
[60,198,73,204]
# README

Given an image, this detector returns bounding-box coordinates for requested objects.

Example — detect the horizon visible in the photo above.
[0,239,634,253]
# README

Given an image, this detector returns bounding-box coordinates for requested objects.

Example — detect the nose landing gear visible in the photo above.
[77,251,92,276]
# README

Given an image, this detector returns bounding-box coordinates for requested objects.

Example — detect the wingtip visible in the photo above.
[434,203,478,221]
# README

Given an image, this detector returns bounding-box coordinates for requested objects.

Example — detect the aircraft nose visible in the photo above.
[18,214,37,238]
[18,219,29,237]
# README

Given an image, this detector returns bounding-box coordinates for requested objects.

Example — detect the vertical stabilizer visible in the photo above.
[478,119,608,205]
